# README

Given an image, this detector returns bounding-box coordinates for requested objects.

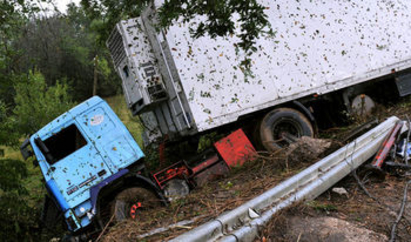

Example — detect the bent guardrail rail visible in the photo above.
[171,116,403,242]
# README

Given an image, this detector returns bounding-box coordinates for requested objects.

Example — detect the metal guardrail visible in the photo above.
[171,116,402,242]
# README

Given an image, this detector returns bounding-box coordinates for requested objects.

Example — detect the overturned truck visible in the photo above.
[108,0,411,151]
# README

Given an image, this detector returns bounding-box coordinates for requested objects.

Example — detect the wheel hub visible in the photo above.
[129,202,142,219]
[272,120,302,144]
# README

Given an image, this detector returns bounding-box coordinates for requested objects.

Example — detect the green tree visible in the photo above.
[0,0,27,105]
[15,4,121,101]
[13,71,76,135]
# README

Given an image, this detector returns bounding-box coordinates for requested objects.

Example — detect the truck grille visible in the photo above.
[107,27,127,68]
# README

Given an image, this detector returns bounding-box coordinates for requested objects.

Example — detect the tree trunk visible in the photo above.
[93,55,98,96]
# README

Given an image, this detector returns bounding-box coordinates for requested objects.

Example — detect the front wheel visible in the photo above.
[111,187,161,222]
[258,108,314,152]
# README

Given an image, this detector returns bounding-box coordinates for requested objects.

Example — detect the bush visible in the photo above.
[0,102,19,147]
[0,158,33,241]
[13,71,76,135]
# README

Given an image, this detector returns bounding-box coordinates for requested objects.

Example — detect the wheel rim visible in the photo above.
[129,202,142,219]
[271,118,303,147]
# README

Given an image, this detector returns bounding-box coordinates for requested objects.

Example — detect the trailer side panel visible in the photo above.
[163,0,411,132]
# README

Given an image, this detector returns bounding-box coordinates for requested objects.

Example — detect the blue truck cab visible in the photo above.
[20,97,150,232]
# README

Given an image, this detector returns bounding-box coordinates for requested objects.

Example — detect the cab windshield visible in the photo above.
[42,124,87,164]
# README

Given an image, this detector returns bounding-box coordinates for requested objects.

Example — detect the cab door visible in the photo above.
[44,122,113,205]
[75,103,144,172]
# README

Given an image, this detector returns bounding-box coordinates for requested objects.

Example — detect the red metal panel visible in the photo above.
[152,161,189,189]
[190,154,220,174]
[214,129,257,167]
[371,120,404,168]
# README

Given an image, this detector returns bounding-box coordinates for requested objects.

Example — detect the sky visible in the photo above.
[50,0,81,13]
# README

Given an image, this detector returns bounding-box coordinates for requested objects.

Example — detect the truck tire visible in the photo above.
[112,187,161,222]
[259,108,314,151]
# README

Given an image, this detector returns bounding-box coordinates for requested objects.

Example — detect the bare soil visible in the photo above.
[257,173,411,242]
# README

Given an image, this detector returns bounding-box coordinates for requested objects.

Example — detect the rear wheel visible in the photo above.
[350,94,375,117]
[258,108,314,151]
[111,187,161,222]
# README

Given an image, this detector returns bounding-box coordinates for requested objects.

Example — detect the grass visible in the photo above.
[104,95,144,147]
[306,201,338,212]
[1,144,45,207]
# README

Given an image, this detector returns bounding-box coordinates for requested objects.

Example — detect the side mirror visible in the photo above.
[20,138,33,160]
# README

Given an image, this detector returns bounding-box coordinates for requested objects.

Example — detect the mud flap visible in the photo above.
[134,174,168,206]
[396,73,411,97]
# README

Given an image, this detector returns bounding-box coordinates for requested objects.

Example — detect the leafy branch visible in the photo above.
[82,0,272,70]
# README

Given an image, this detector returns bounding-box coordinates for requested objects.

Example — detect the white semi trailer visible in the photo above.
[107,0,411,151]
